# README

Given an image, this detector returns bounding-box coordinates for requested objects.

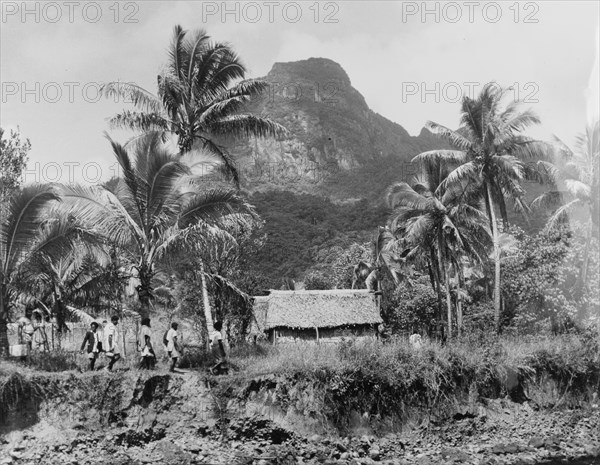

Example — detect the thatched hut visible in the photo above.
[252,289,382,344]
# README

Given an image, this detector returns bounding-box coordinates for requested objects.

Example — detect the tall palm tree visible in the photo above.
[101,25,287,185]
[533,121,599,291]
[0,187,82,355]
[387,158,490,338]
[417,83,550,331]
[61,133,256,319]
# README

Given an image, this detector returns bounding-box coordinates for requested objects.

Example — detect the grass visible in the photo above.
[221,331,600,429]
[4,332,597,383]
[2,332,598,430]
[229,332,599,379]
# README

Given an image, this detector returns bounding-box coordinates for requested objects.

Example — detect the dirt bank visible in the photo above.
[1,367,599,465]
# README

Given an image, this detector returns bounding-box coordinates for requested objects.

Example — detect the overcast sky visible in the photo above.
[1,1,598,185]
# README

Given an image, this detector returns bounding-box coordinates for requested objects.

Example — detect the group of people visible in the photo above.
[79,315,125,371]
[79,316,182,372]
[16,312,50,355]
[80,317,227,374]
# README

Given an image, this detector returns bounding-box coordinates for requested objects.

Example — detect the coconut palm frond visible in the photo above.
[564,179,592,199]
[177,189,253,229]
[545,198,583,230]
[1,185,60,275]
[209,114,289,140]
[58,184,140,248]
[66,305,97,324]
[100,81,163,114]
[412,150,467,166]
[425,121,472,150]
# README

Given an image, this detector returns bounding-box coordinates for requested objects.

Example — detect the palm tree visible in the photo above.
[101,25,287,185]
[418,83,550,331]
[387,157,490,338]
[533,121,599,292]
[165,220,257,344]
[0,187,83,355]
[18,238,117,339]
[352,227,406,291]
[61,133,255,320]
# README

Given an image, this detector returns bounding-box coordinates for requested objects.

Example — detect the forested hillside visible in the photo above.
[243,191,388,289]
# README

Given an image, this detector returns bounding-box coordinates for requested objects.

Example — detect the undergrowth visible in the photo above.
[226,332,600,430]
[1,332,598,431]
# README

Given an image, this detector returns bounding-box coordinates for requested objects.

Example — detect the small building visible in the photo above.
[252,289,382,344]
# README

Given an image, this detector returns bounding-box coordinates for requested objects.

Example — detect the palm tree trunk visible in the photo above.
[438,235,452,340]
[455,260,465,337]
[444,260,452,340]
[485,182,502,333]
[54,297,67,347]
[452,258,465,336]
[430,248,444,335]
[427,261,436,290]
[137,263,153,318]
[199,260,215,338]
[580,220,593,287]
[0,287,9,357]
[498,194,510,231]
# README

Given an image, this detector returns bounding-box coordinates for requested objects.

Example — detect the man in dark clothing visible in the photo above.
[80,322,101,371]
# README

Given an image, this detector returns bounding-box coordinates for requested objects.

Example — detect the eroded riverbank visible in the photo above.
[0,367,599,465]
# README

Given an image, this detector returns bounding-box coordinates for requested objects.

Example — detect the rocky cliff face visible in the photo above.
[231,58,442,197]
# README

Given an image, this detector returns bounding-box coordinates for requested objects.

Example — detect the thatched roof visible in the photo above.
[253,289,381,330]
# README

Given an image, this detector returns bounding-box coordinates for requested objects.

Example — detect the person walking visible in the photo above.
[80,322,101,371]
[165,322,181,373]
[17,317,34,361]
[104,315,121,371]
[32,311,49,352]
[138,318,156,369]
[210,321,228,375]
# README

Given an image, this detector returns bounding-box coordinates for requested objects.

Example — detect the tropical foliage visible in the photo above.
[2,23,598,361]
[533,122,599,295]
[60,132,255,318]
[0,127,30,202]
[0,187,85,353]
[386,154,490,337]
[101,25,287,184]
[407,83,552,332]
[502,225,600,332]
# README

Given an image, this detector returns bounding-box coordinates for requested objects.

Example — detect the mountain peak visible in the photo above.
[235,57,443,198]
[267,57,351,86]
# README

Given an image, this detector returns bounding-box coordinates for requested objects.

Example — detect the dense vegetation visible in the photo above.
[0,26,598,357]
[243,192,388,288]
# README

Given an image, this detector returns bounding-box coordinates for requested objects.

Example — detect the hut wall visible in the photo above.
[269,324,377,344]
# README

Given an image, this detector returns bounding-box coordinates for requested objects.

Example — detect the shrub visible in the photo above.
[383,275,438,335]
[303,270,333,290]
[501,225,600,332]
[177,346,211,369]
[26,350,80,372]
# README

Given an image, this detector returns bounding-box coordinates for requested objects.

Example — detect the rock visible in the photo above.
[185,444,202,454]
[336,442,348,452]
[528,437,545,449]
[584,445,600,457]
[369,448,380,461]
